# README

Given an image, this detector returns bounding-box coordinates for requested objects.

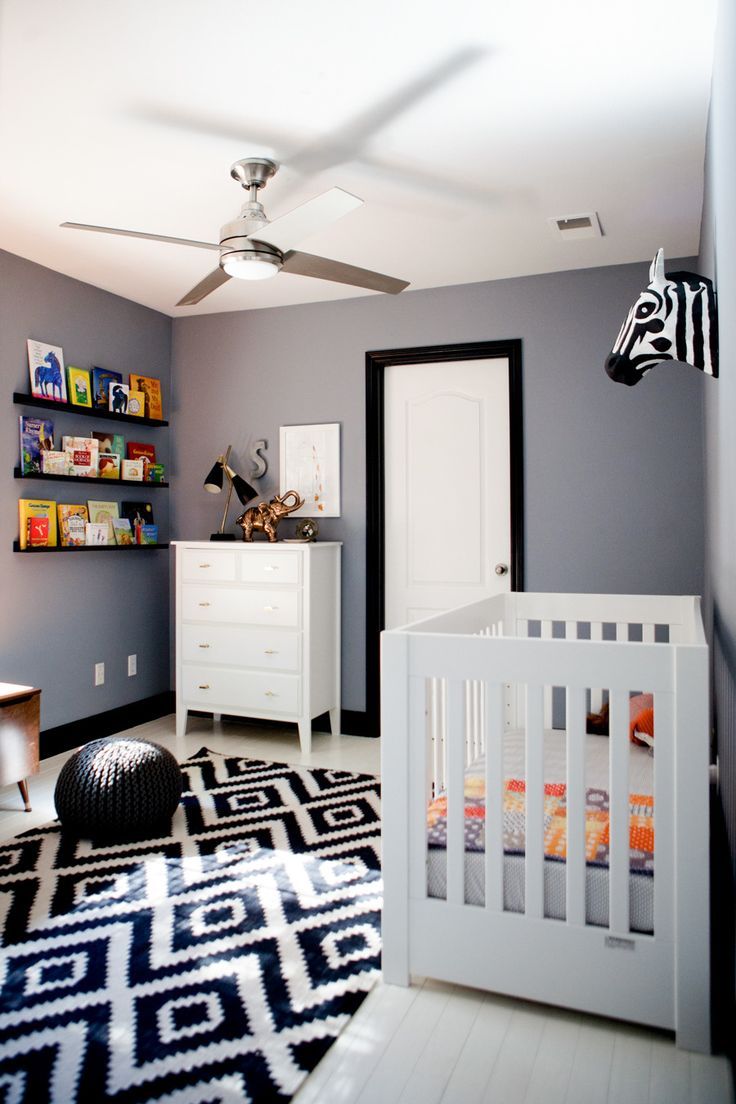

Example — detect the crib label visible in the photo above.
[605,935,636,951]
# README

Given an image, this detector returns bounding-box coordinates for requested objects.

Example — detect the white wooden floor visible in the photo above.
[0,713,732,1104]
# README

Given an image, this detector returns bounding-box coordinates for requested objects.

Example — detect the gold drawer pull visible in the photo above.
[264,690,277,697]
[198,601,211,607]
[264,649,278,655]
[198,684,210,690]
[264,605,279,612]
[198,643,210,649]
[199,562,211,568]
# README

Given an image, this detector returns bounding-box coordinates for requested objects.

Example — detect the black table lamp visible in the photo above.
[204,446,257,540]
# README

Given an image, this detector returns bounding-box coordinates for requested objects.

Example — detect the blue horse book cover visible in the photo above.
[27,339,67,403]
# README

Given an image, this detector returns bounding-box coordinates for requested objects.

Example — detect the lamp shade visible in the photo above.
[231,472,257,505]
[203,460,224,493]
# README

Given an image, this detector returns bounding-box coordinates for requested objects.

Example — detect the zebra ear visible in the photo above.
[649,248,665,286]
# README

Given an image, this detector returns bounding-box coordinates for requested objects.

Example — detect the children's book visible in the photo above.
[146,463,166,483]
[62,435,99,478]
[67,366,92,407]
[85,523,108,546]
[128,375,163,420]
[91,367,123,408]
[27,516,50,547]
[57,504,88,547]
[112,518,134,546]
[108,382,129,414]
[126,441,156,464]
[121,501,154,532]
[121,458,144,481]
[98,452,121,479]
[41,451,70,476]
[19,416,54,474]
[138,523,159,545]
[86,500,119,544]
[27,340,67,403]
[18,499,57,550]
[92,432,125,460]
[127,390,145,417]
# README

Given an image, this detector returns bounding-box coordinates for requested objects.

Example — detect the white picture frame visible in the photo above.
[279,423,341,518]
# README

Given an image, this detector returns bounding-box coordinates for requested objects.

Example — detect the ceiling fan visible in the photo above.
[61,157,409,306]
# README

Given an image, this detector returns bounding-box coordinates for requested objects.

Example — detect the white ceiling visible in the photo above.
[0,0,716,317]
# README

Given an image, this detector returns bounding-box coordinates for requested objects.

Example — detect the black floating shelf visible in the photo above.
[13,392,168,427]
[14,468,168,488]
[13,541,169,553]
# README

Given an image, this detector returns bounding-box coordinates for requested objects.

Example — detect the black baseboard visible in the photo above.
[40,692,175,760]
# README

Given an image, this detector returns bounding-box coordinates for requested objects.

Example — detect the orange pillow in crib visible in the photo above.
[630,706,654,747]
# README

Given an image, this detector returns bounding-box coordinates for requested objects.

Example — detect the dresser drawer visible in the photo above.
[181,667,300,715]
[239,551,300,585]
[181,548,237,582]
[181,624,300,672]
[182,585,300,627]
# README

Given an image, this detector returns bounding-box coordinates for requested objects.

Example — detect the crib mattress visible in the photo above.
[426,730,655,932]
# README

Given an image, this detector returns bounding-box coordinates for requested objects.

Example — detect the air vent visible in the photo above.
[548,212,603,240]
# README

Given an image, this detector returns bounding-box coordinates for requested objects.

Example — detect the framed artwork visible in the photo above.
[279,423,341,517]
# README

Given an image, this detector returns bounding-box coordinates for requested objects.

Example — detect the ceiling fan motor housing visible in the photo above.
[219,203,283,271]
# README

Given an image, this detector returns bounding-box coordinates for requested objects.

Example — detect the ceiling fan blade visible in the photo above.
[281,250,408,295]
[176,266,231,307]
[246,187,362,252]
[61,222,222,251]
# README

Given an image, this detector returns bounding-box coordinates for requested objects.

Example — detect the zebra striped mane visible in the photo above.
[605,249,718,386]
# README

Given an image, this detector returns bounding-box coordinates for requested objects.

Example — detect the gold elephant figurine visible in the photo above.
[236,489,305,542]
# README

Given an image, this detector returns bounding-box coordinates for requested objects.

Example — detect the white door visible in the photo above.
[384,358,512,629]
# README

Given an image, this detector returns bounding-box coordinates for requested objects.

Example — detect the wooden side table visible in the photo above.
[0,683,41,811]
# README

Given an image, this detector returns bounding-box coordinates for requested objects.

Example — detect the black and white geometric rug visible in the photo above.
[0,748,382,1103]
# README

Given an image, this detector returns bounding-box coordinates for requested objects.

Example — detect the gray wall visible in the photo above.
[0,249,172,734]
[700,0,736,874]
[171,259,705,715]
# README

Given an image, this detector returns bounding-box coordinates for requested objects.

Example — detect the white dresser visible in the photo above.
[173,541,341,752]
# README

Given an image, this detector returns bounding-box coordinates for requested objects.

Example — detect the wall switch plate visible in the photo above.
[94,662,105,686]
[127,654,137,677]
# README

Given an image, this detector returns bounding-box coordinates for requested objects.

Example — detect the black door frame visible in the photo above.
[365,339,524,737]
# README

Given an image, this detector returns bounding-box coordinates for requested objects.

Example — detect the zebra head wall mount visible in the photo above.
[605,248,718,386]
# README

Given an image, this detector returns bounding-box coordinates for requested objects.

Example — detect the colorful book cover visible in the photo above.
[18,498,57,550]
[41,451,70,475]
[121,501,154,529]
[85,522,108,546]
[126,441,156,464]
[138,523,159,545]
[98,452,121,479]
[92,432,125,460]
[112,518,134,546]
[121,458,144,481]
[127,390,145,417]
[19,416,54,474]
[27,516,50,547]
[67,366,92,407]
[128,374,163,420]
[146,463,165,483]
[91,367,123,408]
[62,435,99,478]
[108,382,129,414]
[86,500,119,544]
[27,340,67,403]
[57,504,88,547]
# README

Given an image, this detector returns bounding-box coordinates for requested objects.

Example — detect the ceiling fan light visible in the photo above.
[222,253,280,281]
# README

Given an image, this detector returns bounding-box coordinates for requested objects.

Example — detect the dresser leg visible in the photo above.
[176,708,187,740]
[298,720,312,755]
[17,779,31,812]
[329,707,341,736]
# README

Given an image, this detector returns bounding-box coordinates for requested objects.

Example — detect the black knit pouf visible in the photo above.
[54,737,183,840]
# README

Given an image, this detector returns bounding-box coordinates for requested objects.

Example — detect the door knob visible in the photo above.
[495,563,509,576]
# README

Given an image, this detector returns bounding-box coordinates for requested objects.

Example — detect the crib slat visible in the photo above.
[525,684,545,919]
[616,622,629,642]
[565,620,578,641]
[541,620,553,727]
[446,680,466,906]
[652,692,675,942]
[589,622,603,712]
[409,676,429,902]
[566,686,586,926]
[431,679,441,794]
[608,689,630,933]
[484,682,504,912]
[642,623,655,644]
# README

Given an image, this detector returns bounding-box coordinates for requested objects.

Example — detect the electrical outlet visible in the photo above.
[94,662,105,686]
[127,654,137,677]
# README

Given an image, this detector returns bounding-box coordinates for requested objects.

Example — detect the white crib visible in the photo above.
[380,591,710,1052]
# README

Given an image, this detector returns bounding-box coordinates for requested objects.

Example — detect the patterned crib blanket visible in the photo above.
[426,776,654,874]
